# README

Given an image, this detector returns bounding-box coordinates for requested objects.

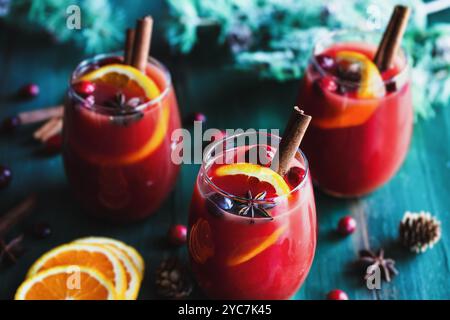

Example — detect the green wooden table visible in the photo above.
[1,1,449,300]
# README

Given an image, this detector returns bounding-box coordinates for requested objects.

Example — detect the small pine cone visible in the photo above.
[155,257,192,299]
[399,211,441,253]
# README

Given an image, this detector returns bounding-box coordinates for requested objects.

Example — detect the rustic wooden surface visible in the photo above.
[0,1,449,300]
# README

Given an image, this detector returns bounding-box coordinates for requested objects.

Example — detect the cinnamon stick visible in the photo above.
[33,117,62,142]
[124,28,135,65]
[131,16,153,72]
[272,107,311,176]
[373,5,411,72]
[0,194,37,238]
[18,105,63,125]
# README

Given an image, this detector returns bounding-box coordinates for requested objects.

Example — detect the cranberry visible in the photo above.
[0,165,12,189]
[286,166,306,187]
[385,81,397,93]
[337,216,357,235]
[337,62,361,82]
[19,83,40,98]
[327,289,349,300]
[1,116,21,133]
[31,223,52,239]
[73,80,96,96]
[168,224,187,246]
[43,134,62,155]
[245,146,273,166]
[320,76,338,92]
[192,112,207,123]
[316,54,335,71]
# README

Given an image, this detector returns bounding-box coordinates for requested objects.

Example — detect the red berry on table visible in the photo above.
[168,224,187,246]
[73,80,96,96]
[20,83,40,98]
[337,216,357,235]
[286,166,306,187]
[327,289,349,300]
[0,165,12,189]
[1,116,21,133]
[192,112,207,123]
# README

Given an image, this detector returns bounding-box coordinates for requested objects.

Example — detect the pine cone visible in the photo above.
[399,211,441,253]
[155,257,192,299]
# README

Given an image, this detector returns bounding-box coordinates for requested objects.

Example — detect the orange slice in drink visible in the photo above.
[15,266,117,300]
[26,243,127,299]
[227,225,288,266]
[189,218,214,264]
[215,163,291,196]
[75,64,170,166]
[79,64,160,99]
[313,51,385,129]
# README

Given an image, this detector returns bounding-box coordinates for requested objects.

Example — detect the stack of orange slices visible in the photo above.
[14,237,144,300]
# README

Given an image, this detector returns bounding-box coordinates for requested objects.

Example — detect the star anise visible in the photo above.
[0,234,25,267]
[358,249,398,282]
[235,190,275,220]
[104,92,142,113]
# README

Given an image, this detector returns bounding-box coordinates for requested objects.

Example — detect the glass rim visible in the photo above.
[68,52,172,116]
[200,130,310,203]
[312,29,410,87]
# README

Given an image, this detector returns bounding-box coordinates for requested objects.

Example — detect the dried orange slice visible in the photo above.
[74,237,144,277]
[189,218,214,264]
[15,265,117,300]
[215,163,291,196]
[26,243,127,299]
[79,64,160,99]
[227,225,287,266]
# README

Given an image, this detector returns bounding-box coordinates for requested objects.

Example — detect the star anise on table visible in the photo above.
[0,234,25,267]
[235,190,275,220]
[104,92,142,113]
[358,249,398,282]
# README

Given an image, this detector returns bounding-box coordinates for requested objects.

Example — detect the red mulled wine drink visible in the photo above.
[188,132,317,299]
[299,31,413,197]
[63,53,181,222]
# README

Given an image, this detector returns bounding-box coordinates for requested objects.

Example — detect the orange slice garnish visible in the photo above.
[335,51,385,99]
[75,64,170,166]
[215,163,291,196]
[312,51,385,129]
[227,225,288,266]
[15,265,117,300]
[79,64,160,99]
[189,218,214,264]
[26,243,127,299]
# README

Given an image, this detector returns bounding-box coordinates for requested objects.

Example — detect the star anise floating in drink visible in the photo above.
[357,249,398,282]
[104,92,142,113]
[235,190,275,220]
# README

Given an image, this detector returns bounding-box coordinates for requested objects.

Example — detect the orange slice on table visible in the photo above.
[215,163,291,196]
[15,265,117,300]
[75,64,170,166]
[313,51,385,129]
[73,237,144,300]
[73,237,145,277]
[227,225,287,267]
[26,243,127,299]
